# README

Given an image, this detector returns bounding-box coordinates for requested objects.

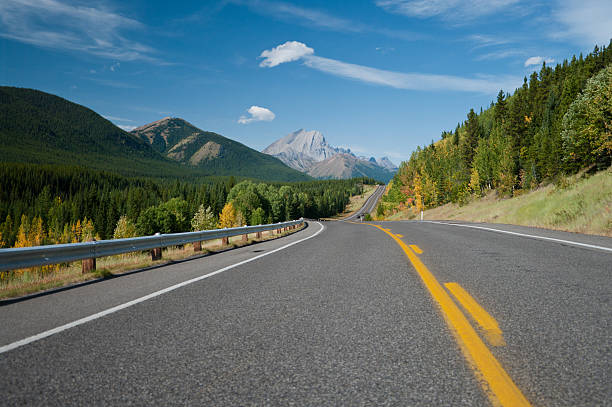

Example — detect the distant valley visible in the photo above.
[263,129,397,182]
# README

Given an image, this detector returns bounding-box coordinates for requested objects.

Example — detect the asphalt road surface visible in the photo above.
[1,217,611,405]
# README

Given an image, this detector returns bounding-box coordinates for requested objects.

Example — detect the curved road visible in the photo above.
[343,184,386,221]
[1,209,611,405]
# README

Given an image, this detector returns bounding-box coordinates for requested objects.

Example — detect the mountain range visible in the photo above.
[129,117,309,181]
[263,129,397,182]
[0,87,309,182]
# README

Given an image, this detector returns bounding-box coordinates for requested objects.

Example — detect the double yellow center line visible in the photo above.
[363,223,531,407]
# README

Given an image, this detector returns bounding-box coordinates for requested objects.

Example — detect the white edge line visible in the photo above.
[0,222,325,355]
[424,220,612,253]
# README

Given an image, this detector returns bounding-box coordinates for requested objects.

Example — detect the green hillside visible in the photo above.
[0,87,310,182]
[131,117,310,182]
[0,86,195,178]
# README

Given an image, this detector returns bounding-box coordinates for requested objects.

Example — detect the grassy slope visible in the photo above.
[386,169,612,237]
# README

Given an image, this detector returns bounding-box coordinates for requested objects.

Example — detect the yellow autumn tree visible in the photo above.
[14,215,45,248]
[81,218,97,242]
[413,172,424,213]
[218,202,238,228]
[469,168,481,196]
[71,219,82,243]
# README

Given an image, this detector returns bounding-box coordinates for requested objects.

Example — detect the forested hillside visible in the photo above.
[0,87,309,182]
[0,163,372,248]
[382,42,612,214]
[0,87,191,178]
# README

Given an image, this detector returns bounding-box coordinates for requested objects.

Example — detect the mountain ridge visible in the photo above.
[131,117,310,181]
[0,87,309,182]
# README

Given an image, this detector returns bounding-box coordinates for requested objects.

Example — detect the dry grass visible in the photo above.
[0,226,303,300]
[326,184,377,220]
[385,169,612,237]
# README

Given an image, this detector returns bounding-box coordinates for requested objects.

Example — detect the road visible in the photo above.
[343,184,386,221]
[1,217,611,405]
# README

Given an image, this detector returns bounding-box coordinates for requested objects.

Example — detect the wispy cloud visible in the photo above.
[87,77,140,89]
[238,106,276,124]
[524,56,554,67]
[0,0,162,62]
[103,115,133,122]
[230,0,423,41]
[118,125,137,131]
[551,0,612,47]
[475,49,525,61]
[375,0,520,20]
[260,41,520,94]
[466,34,513,49]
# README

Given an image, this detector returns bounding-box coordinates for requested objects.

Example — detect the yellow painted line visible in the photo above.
[396,234,404,238]
[445,283,506,347]
[410,244,423,254]
[363,223,531,407]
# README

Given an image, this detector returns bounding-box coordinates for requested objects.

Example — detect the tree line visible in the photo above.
[0,163,374,248]
[383,41,612,213]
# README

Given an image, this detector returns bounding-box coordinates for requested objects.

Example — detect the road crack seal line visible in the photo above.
[360,222,531,407]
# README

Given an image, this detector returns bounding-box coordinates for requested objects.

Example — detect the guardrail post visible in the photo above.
[256,231,262,239]
[222,236,229,246]
[151,233,162,260]
[82,239,96,273]
[193,241,202,252]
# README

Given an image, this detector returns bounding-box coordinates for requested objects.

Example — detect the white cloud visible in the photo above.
[524,56,555,67]
[0,0,161,62]
[375,0,520,19]
[238,106,276,124]
[118,125,136,131]
[110,62,120,72]
[260,41,520,94]
[259,41,314,67]
[552,0,612,47]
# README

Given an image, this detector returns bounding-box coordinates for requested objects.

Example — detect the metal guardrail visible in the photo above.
[0,219,304,272]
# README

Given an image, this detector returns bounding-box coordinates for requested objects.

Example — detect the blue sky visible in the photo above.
[1,0,611,164]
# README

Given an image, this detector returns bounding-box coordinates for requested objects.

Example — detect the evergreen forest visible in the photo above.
[0,162,374,248]
[383,42,612,213]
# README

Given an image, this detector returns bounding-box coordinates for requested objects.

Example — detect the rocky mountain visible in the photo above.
[262,129,350,171]
[376,156,399,171]
[131,117,310,181]
[263,129,396,182]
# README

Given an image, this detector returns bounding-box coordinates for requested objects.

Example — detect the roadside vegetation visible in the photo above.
[0,165,375,297]
[0,226,303,300]
[377,42,611,234]
[386,168,611,236]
